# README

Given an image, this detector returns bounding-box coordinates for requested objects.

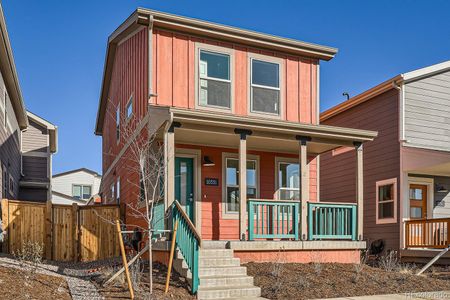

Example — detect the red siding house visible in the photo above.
[321,60,450,263]
[95,8,377,296]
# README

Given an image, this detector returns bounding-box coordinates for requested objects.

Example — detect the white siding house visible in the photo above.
[51,168,101,205]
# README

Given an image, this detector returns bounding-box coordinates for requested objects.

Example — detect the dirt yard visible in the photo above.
[92,262,195,300]
[245,262,450,299]
[0,265,71,300]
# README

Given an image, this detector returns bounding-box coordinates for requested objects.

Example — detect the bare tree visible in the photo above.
[102,100,170,295]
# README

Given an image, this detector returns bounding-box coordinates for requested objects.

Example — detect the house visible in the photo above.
[0,2,28,200]
[52,168,101,205]
[95,8,377,296]
[19,111,57,202]
[320,60,450,263]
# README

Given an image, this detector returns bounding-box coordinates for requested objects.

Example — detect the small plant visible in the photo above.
[310,251,324,276]
[270,248,285,294]
[378,250,399,272]
[13,241,44,299]
[352,250,368,283]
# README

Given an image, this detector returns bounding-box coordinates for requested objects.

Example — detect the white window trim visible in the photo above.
[126,94,133,121]
[248,53,284,119]
[195,43,235,113]
[274,157,300,201]
[221,152,259,220]
[72,184,93,200]
[376,178,398,224]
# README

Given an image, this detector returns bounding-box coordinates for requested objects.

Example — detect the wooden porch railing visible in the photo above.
[405,218,450,249]
[247,199,300,240]
[307,202,357,240]
[172,200,201,293]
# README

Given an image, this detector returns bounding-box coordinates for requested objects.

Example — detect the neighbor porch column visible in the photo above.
[354,142,364,240]
[297,136,310,240]
[165,122,179,210]
[235,129,252,241]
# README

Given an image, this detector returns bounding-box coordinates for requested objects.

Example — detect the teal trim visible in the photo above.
[152,201,165,238]
[307,202,357,241]
[172,201,200,294]
[248,200,299,241]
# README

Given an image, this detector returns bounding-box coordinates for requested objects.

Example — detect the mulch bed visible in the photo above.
[92,262,195,300]
[0,265,71,300]
[245,262,450,299]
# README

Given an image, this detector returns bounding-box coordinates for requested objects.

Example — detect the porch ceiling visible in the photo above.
[150,105,377,154]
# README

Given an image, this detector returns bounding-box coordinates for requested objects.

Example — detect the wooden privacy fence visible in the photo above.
[1,199,120,261]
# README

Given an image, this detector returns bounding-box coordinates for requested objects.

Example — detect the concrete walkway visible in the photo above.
[323,290,450,300]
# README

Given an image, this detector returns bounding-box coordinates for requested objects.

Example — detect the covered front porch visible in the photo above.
[400,146,450,261]
[149,105,377,244]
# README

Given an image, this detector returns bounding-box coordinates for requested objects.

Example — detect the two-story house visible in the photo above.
[95,8,377,297]
[321,60,450,263]
[51,168,101,205]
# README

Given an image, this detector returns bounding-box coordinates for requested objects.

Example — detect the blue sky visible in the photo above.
[2,0,450,174]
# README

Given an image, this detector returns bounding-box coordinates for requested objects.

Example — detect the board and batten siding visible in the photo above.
[321,88,401,251]
[404,70,450,152]
[0,68,21,199]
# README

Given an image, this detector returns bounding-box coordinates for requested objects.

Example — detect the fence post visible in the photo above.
[72,203,79,261]
[248,201,254,241]
[294,202,300,241]
[307,203,313,241]
[351,205,357,241]
[1,199,9,253]
[45,201,52,260]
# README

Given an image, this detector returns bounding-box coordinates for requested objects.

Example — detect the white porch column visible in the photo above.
[235,129,252,240]
[165,122,179,209]
[297,136,310,240]
[355,142,364,240]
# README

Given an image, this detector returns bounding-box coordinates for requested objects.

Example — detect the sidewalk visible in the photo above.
[322,290,450,300]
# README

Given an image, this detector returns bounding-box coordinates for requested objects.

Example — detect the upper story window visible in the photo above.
[250,58,281,115]
[126,95,133,119]
[73,184,92,200]
[116,104,120,141]
[198,49,231,109]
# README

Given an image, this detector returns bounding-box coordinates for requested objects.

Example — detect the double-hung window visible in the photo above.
[199,50,231,109]
[376,178,397,224]
[278,162,300,200]
[116,177,120,204]
[250,59,280,115]
[126,95,133,120]
[225,158,257,213]
[73,184,92,200]
[116,104,120,141]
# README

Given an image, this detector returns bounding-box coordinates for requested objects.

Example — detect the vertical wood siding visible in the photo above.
[320,89,401,251]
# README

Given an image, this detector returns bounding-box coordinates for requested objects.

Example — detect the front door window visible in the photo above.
[175,157,194,221]
[409,184,427,219]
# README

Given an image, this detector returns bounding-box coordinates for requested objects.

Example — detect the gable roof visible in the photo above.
[321,60,450,122]
[27,111,58,153]
[53,168,101,178]
[95,8,338,135]
[0,3,27,129]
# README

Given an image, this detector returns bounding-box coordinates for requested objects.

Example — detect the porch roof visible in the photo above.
[151,105,378,154]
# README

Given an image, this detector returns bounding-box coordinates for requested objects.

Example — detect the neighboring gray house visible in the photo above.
[0,2,28,200]
[52,168,102,205]
[321,60,450,262]
[19,111,57,201]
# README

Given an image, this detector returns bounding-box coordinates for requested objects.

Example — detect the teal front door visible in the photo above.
[175,157,195,222]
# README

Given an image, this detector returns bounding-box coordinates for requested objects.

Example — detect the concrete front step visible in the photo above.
[199,257,241,267]
[199,249,234,258]
[201,241,228,249]
[199,266,247,277]
[197,285,261,300]
[200,275,254,287]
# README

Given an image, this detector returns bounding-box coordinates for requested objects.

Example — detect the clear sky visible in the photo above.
[2,0,450,175]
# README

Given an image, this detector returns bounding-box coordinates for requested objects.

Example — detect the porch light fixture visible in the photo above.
[436,184,449,193]
[203,156,215,167]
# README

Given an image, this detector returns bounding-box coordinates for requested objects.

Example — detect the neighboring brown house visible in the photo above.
[19,111,57,202]
[320,60,450,262]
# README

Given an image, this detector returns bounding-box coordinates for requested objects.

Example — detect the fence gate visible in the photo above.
[1,199,120,262]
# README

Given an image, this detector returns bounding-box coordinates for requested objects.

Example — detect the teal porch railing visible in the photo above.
[172,200,201,294]
[248,199,300,240]
[307,202,357,240]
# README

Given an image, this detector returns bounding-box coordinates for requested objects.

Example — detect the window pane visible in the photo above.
[252,87,279,114]
[279,189,300,201]
[116,107,120,125]
[226,159,239,186]
[409,188,422,200]
[379,184,393,201]
[73,185,82,199]
[200,79,231,108]
[279,163,299,189]
[252,60,279,88]
[83,186,91,199]
[200,51,230,80]
[247,161,256,187]
[227,186,239,212]
[378,202,394,219]
[247,187,257,199]
[127,100,133,118]
[410,207,423,218]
